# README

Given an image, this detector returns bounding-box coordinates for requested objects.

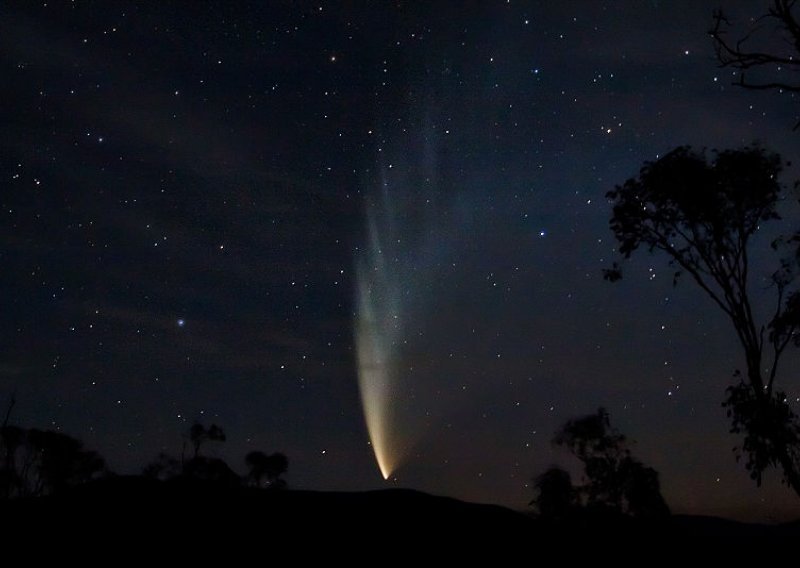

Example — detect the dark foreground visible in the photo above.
[4,477,799,557]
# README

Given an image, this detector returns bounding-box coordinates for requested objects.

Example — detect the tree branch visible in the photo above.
[735,77,800,92]
[711,1,800,103]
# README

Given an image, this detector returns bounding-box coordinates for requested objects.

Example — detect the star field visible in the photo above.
[2,1,800,521]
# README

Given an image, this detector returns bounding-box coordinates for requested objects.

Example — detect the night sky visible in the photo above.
[3,1,800,522]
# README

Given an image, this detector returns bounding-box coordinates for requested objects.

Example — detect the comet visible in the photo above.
[355,135,463,479]
[355,196,406,479]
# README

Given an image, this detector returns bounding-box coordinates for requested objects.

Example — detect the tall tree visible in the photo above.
[605,145,800,494]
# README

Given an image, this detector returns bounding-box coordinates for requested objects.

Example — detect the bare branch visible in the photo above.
[735,77,800,92]
[711,1,800,105]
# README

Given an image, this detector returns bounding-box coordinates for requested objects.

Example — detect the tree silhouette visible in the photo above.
[143,424,291,489]
[245,451,288,489]
[555,408,629,511]
[142,452,182,481]
[0,394,20,498]
[530,466,575,520]
[177,422,241,484]
[0,427,106,497]
[534,408,669,519]
[0,425,25,498]
[605,145,800,495]
[182,455,240,485]
[27,429,106,495]
[189,422,226,459]
[619,459,670,519]
[710,0,800,124]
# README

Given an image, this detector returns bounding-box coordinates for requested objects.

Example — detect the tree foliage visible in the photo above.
[606,145,800,494]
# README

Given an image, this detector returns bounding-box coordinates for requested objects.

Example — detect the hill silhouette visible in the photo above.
[6,477,533,540]
[4,477,800,556]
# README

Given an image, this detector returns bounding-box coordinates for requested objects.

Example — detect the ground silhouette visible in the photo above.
[3,477,800,557]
